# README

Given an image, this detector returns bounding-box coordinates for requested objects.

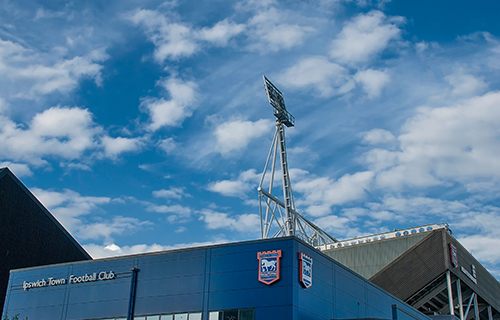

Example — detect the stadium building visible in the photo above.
[320,224,500,320]
[1,167,499,320]
[4,236,431,320]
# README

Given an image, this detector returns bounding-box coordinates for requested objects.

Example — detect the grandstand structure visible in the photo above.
[321,224,500,320]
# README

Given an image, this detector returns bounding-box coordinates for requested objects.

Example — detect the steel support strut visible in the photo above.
[457,278,464,320]
[277,122,295,236]
[446,271,455,316]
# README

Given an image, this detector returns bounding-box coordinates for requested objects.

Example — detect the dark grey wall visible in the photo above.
[369,230,447,301]
[0,168,91,315]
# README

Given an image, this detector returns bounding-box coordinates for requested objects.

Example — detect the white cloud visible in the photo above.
[454,210,500,235]
[360,148,398,172]
[0,105,141,165]
[0,106,99,165]
[459,235,500,265]
[236,0,277,11]
[313,215,351,233]
[33,8,67,21]
[445,70,487,96]
[0,162,33,177]
[175,226,187,233]
[130,5,313,59]
[157,137,178,153]
[141,76,197,131]
[32,188,154,242]
[354,68,390,98]
[380,196,469,217]
[129,9,198,62]
[153,187,189,200]
[100,136,144,159]
[0,39,107,99]
[454,208,500,269]
[0,96,9,113]
[60,162,92,171]
[147,203,191,215]
[330,10,404,64]
[294,170,374,216]
[84,239,228,259]
[278,56,354,97]
[129,10,243,62]
[146,203,192,224]
[197,19,245,46]
[198,209,260,232]
[319,0,392,9]
[214,119,272,154]
[364,91,500,190]
[245,7,314,52]
[360,128,396,144]
[207,169,260,198]
[77,216,149,241]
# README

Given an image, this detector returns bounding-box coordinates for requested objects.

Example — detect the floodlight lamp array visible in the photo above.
[263,76,295,127]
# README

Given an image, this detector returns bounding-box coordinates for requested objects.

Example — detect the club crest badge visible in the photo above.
[257,250,282,285]
[299,252,313,288]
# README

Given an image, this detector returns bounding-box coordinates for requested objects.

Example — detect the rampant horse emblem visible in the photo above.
[257,250,282,285]
[299,252,313,288]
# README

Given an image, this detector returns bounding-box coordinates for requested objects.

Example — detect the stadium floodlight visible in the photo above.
[263,75,295,127]
[258,76,337,247]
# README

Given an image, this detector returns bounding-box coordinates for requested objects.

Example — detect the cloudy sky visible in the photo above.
[1,0,500,278]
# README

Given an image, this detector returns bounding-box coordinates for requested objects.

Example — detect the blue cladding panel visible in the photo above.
[7,305,65,319]
[335,305,358,319]
[135,275,205,297]
[66,299,129,319]
[296,288,333,319]
[138,249,206,263]
[296,277,333,302]
[255,305,291,320]
[137,256,206,280]
[3,238,430,320]
[335,289,361,315]
[366,286,393,315]
[66,279,131,304]
[208,285,288,310]
[134,293,204,315]
[366,307,393,319]
[7,286,66,310]
[336,267,365,297]
[209,238,291,257]
[210,251,258,273]
[71,258,135,271]
[296,306,329,320]
[209,270,260,291]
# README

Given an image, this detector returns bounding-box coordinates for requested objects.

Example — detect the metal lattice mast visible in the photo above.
[278,122,295,236]
[258,75,338,247]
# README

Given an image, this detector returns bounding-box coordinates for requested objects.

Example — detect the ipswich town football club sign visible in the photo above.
[257,250,282,285]
[299,252,313,288]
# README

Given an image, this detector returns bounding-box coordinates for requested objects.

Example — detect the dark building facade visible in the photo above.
[3,237,430,320]
[0,167,92,316]
[322,225,500,320]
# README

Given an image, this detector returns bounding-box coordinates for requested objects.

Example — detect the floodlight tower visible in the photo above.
[258,76,338,247]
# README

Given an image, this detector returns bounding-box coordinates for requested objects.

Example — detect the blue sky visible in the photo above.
[1,0,500,278]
